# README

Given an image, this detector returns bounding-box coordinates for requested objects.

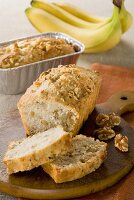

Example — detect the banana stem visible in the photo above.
[113,0,122,9]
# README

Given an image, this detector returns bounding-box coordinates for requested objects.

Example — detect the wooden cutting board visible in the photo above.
[0,64,134,200]
[20,63,134,200]
[20,64,134,200]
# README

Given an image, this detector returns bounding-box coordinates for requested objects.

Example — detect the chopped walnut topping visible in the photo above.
[34,80,41,87]
[94,127,115,141]
[40,90,45,94]
[114,134,128,152]
[0,37,75,68]
[96,112,121,128]
[38,65,96,105]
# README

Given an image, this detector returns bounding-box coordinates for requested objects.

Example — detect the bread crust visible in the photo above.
[18,64,101,135]
[42,135,107,183]
[0,37,75,68]
[3,127,71,174]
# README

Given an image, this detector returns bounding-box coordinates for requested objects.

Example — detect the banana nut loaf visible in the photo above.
[42,135,107,183]
[0,37,75,68]
[18,64,101,136]
[3,126,71,174]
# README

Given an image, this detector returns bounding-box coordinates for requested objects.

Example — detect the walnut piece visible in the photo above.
[34,80,42,87]
[96,114,109,127]
[96,112,121,128]
[94,127,115,141]
[114,134,128,152]
[0,37,75,68]
[109,112,121,126]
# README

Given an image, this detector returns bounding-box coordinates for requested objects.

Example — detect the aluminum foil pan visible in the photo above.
[0,32,85,95]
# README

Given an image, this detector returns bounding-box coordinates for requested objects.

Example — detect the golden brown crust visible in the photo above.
[18,65,101,108]
[18,64,101,135]
[3,127,71,174]
[0,37,75,68]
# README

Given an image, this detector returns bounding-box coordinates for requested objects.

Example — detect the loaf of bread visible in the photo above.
[42,135,107,183]
[0,37,75,68]
[3,126,71,174]
[18,64,101,136]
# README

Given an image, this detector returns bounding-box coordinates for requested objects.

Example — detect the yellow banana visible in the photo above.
[85,6,121,53]
[119,0,132,33]
[53,1,132,34]
[52,2,109,24]
[31,0,110,29]
[25,5,121,53]
[85,26,121,53]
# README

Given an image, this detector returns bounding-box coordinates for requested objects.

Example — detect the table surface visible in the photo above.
[0,0,134,199]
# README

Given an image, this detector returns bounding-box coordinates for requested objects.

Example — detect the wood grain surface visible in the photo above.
[0,64,133,200]
[19,64,134,200]
[82,63,134,200]
[0,90,134,200]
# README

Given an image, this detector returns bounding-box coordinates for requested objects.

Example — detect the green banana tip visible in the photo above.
[30,0,34,6]
[25,7,31,14]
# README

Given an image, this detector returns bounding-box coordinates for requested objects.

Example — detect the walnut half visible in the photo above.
[114,134,128,152]
[94,127,115,141]
[96,112,121,128]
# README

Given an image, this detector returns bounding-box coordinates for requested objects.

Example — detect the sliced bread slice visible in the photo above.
[3,126,71,174]
[42,135,107,183]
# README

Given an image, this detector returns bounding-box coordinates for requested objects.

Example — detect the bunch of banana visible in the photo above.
[25,0,132,53]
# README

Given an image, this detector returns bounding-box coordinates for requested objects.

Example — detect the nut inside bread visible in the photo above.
[42,135,107,183]
[18,64,101,136]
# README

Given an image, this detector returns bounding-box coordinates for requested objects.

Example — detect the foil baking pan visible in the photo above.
[0,32,85,95]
